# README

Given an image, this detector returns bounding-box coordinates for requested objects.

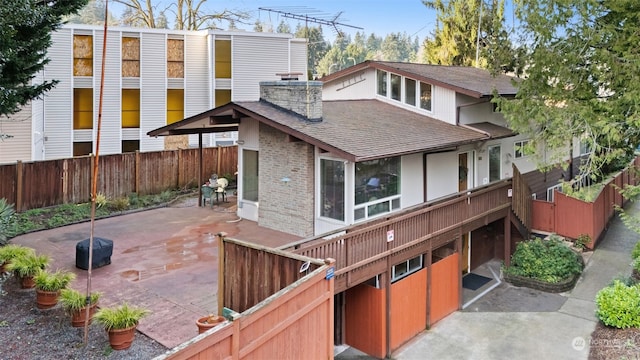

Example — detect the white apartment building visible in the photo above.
[0,24,307,163]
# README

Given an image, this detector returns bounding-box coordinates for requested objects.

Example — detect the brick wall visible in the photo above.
[259,81,322,121]
[258,124,315,237]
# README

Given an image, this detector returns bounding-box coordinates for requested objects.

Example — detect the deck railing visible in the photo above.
[280,180,513,292]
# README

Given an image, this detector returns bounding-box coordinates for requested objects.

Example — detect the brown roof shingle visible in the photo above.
[236,99,489,162]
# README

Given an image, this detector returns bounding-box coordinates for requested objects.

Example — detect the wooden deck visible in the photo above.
[280,180,515,293]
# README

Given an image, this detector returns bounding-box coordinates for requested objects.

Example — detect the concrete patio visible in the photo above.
[11,195,301,350]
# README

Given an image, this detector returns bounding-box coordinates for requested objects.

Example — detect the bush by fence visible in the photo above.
[0,146,238,212]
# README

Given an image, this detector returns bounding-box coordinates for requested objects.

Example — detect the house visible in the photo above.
[148,61,589,357]
[0,24,307,164]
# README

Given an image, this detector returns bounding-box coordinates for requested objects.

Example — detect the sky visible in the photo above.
[109,0,438,41]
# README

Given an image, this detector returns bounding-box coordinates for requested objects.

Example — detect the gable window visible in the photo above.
[514,140,531,159]
[405,78,416,106]
[354,156,400,220]
[420,82,432,111]
[392,255,423,283]
[320,159,345,221]
[390,74,401,101]
[377,69,387,96]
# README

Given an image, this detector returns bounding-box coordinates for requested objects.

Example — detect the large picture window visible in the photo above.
[243,150,259,202]
[320,159,345,221]
[354,157,400,220]
[420,82,432,111]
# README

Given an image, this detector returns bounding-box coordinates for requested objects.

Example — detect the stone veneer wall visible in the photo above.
[258,124,315,237]
[259,81,322,121]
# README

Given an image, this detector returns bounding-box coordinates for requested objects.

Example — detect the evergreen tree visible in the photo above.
[0,0,89,129]
[66,0,119,25]
[498,0,640,179]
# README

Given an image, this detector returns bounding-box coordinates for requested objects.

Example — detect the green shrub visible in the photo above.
[632,241,640,260]
[6,253,50,278]
[574,234,591,250]
[95,193,107,209]
[59,288,101,312]
[0,199,16,245]
[0,244,35,264]
[34,269,76,291]
[504,237,583,283]
[107,197,130,212]
[595,280,640,328]
[94,303,150,331]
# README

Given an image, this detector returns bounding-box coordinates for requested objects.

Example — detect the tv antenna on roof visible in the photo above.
[258,6,363,38]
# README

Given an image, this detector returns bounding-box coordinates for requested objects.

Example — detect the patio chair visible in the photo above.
[201,185,214,207]
[215,178,228,203]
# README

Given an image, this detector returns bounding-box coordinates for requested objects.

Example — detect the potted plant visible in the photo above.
[94,303,150,350]
[196,314,225,334]
[0,244,34,274]
[59,288,101,327]
[6,253,49,288]
[33,269,75,309]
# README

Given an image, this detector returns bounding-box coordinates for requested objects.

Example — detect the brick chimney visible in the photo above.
[259,73,322,122]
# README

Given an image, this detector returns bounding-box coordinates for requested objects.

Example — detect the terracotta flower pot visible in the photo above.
[0,262,6,273]
[70,303,98,327]
[19,275,35,289]
[107,325,137,350]
[36,289,61,309]
[196,315,224,334]
[633,268,640,281]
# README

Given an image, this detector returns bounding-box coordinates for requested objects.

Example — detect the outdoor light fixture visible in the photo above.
[281,176,291,184]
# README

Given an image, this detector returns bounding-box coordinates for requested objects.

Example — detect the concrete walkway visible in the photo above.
[391,202,638,360]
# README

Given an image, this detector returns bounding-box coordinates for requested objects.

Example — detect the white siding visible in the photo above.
[426,151,458,200]
[93,30,122,155]
[322,68,376,101]
[238,117,259,149]
[401,153,423,208]
[185,33,210,148]
[432,86,456,124]
[289,39,307,77]
[232,36,290,101]
[45,29,73,159]
[0,104,33,164]
[32,95,45,161]
[139,32,166,152]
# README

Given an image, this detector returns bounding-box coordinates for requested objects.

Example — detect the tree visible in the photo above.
[66,0,119,25]
[276,20,291,34]
[115,0,249,30]
[497,0,640,181]
[294,25,328,78]
[0,0,89,138]
[422,0,515,71]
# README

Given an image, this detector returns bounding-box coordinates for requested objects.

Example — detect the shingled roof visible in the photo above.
[321,61,518,98]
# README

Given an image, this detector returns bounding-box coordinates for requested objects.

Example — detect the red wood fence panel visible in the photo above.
[390,268,427,351]
[345,284,386,359]
[430,253,459,325]
[532,200,555,233]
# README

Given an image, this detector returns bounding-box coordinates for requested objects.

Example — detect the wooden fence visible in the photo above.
[531,157,640,249]
[0,146,238,212]
[158,238,335,360]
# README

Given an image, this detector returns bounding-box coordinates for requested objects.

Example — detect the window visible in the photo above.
[242,150,259,202]
[514,140,531,158]
[122,37,140,77]
[167,39,184,78]
[390,74,401,101]
[122,140,139,153]
[580,140,592,155]
[73,142,93,156]
[488,145,501,182]
[392,255,423,282]
[404,78,416,106]
[166,89,184,124]
[320,159,345,221]
[215,89,232,107]
[377,69,387,96]
[122,89,140,128]
[420,82,432,111]
[73,35,93,76]
[73,88,93,129]
[215,40,231,78]
[354,157,400,220]
[547,184,562,202]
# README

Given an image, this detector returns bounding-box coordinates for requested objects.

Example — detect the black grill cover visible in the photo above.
[75,237,113,270]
